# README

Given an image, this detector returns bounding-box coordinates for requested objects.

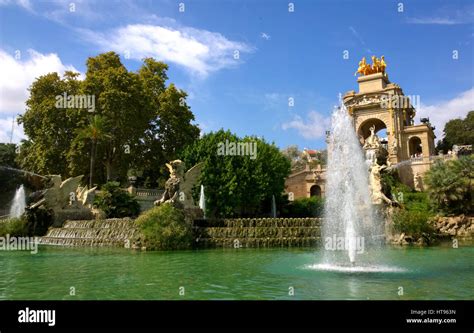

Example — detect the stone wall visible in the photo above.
[39,217,323,249]
[431,215,474,240]
[193,217,321,248]
[39,218,139,247]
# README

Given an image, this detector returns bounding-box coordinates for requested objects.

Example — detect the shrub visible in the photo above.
[135,203,193,250]
[0,217,28,237]
[401,191,431,212]
[283,196,324,217]
[424,155,473,215]
[94,181,140,218]
[392,210,435,239]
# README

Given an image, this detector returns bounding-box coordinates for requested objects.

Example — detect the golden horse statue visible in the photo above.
[355,55,387,76]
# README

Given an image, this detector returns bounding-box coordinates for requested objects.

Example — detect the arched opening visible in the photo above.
[409,136,423,157]
[357,118,387,145]
[310,185,321,197]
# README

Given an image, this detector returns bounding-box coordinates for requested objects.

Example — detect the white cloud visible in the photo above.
[406,6,474,25]
[406,17,461,25]
[0,116,24,143]
[0,0,33,12]
[418,88,474,139]
[282,111,330,139]
[0,49,80,115]
[0,49,80,143]
[79,24,254,77]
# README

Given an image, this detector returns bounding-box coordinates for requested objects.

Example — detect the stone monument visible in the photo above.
[344,55,436,189]
[155,160,204,220]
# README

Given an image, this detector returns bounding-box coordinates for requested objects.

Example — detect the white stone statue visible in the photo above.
[368,163,392,205]
[30,175,95,212]
[363,125,381,150]
[154,160,203,209]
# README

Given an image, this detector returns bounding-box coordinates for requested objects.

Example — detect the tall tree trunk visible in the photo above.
[105,160,112,181]
[89,140,96,188]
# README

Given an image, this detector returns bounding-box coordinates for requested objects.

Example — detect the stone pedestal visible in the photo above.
[357,72,389,93]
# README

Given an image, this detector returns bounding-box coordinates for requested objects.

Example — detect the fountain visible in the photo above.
[271,195,277,218]
[315,99,385,270]
[199,185,206,219]
[10,185,26,218]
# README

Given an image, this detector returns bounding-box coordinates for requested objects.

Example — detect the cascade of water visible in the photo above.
[199,185,206,219]
[322,100,381,267]
[10,185,26,218]
[271,195,277,218]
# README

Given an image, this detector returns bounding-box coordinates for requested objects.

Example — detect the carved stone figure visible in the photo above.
[390,138,398,155]
[368,163,392,205]
[77,185,97,207]
[154,160,203,209]
[31,175,84,211]
[363,125,381,150]
[414,172,423,191]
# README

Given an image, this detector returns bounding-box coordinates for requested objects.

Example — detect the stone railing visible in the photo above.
[135,188,163,197]
[393,154,456,168]
[126,186,164,212]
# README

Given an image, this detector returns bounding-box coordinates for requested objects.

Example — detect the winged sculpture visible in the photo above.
[154,160,203,209]
[30,175,96,211]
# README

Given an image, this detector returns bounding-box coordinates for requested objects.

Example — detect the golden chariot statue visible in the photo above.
[354,55,387,76]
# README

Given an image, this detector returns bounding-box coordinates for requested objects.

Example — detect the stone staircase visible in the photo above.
[193,218,322,248]
[39,218,139,247]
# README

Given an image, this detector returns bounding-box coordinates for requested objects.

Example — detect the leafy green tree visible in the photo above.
[424,155,473,214]
[436,111,474,153]
[17,52,199,187]
[81,52,151,181]
[73,115,110,187]
[137,59,200,187]
[0,143,17,167]
[181,129,291,217]
[281,196,324,217]
[18,71,84,176]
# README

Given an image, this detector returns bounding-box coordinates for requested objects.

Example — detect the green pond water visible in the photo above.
[0,245,473,300]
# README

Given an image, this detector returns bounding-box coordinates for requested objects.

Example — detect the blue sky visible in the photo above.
[0,0,473,150]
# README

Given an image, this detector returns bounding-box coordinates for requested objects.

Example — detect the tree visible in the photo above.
[17,52,199,187]
[0,143,17,167]
[436,111,474,153]
[181,129,291,217]
[424,155,473,214]
[73,115,109,187]
[137,59,200,187]
[81,52,151,181]
[281,145,305,169]
[18,71,84,176]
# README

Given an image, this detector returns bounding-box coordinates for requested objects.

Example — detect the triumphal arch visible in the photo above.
[343,56,436,188]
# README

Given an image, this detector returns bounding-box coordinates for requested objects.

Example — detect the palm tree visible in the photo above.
[425,156,473,214]
[76,115,109,188]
